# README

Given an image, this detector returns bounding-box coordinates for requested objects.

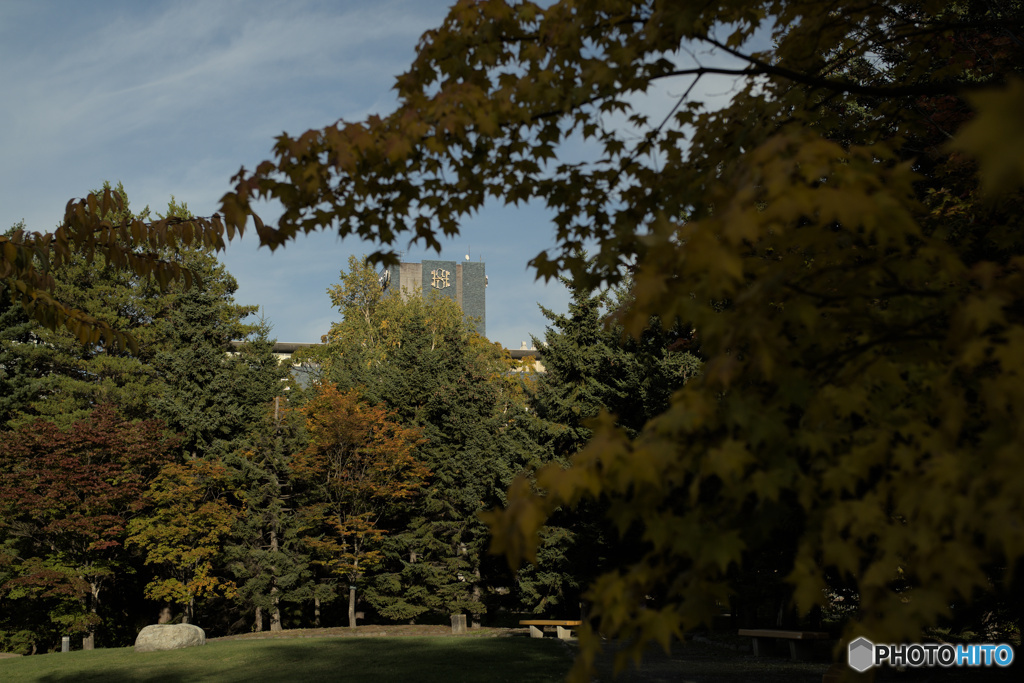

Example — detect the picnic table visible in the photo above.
[738,628,830,660]
[519,619,582,641]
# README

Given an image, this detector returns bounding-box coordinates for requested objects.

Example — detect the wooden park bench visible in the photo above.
[519,619,582,641]
[738,628,829,661]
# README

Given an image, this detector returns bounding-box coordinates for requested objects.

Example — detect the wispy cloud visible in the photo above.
[1,1,761,347]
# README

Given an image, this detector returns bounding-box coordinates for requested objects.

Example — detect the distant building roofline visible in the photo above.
[229,341,539,358]
[508,348,542,360]
[229,341,542,373]
[227,341,319,354]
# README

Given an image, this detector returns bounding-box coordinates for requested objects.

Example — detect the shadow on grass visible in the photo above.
[589,639,830,683]
[14,637,570,683]
[589,640,1021,683]
[14,636,1018,682]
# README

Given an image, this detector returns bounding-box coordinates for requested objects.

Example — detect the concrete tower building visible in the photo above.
[382,259,486,337]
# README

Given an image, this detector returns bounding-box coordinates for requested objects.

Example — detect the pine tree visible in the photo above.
[223,396,312,632]
[515,278,701,616]
[3,185,159,427]
[145,197,264,458]
[0,234,41,428]
[1,186,262,442]
[531,277,701,450]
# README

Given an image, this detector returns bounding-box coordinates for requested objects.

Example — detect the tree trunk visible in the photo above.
[255,606,263,632]
[270,598,282,630]
[270,600,281,631]
[270,527,282,632]
[314,595,321,628]
[472,568,482,628]
[348,553,360,629]
[83,580,101,650]
[406,554,416,625]
[348,584,358,628]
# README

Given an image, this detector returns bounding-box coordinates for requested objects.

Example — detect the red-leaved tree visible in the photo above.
[0,406,174,649]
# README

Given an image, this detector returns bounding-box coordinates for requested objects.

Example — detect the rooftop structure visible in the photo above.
[381,259,486,336]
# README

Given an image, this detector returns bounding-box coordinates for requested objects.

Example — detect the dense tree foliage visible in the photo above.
[306,258,546,624]
[0,248,38,427]
[0,407,174,650]
[3,244,601,650]
[517,278,700,618]
[1,187,161,427]
[1,187,267,441]
[126,458,239,624]
[1,187,287,647]
[0,187,233,351]
[531,278,700,452]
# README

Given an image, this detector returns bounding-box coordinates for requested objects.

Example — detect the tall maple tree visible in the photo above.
[298,384,428,628]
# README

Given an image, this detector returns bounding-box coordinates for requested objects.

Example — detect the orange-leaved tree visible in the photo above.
[297,384,428,628]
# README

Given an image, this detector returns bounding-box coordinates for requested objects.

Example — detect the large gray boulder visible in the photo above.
[134,624,206,653]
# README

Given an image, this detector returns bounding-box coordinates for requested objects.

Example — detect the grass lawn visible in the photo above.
[0,636,571,683]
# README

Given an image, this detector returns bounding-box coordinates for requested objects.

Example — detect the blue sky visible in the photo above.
[0,0,753,348]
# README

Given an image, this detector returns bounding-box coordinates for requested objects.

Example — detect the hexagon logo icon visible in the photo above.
[848,637,875,672]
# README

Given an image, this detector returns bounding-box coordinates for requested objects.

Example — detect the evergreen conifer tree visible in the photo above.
[516,278,701,616]
[1,186,263,444]
[223,396,312,632]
